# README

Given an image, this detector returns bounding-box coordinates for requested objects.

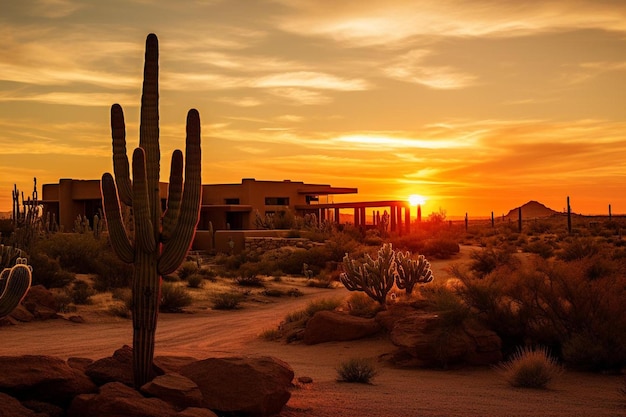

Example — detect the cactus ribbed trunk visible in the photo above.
[101,33,202,388]
[132,252,160,385]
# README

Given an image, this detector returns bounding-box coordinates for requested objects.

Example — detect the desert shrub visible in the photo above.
[260,328,282,341]
[305,297,342,316]
[422,238,460,259]
[186,273,204,289]
[111,287,132,307]
[523,240,555,259]
[70,280,95,305]
[159,283,192,312]
[346,292,382,318]
[284,309,309,324]
[363,229,383,246]
[458,255,626,370]
[92,251,133,291]
[198,267,217,281]
[420,284,469,328]
[469,246,517,278]
[212,292,244,310]
[235,274,265,287]
[53,292,75,313]
[336,358,378,383]
[178,261,199,280]
[286,288,303,297]
[262,288,284,297]
[305,274,335,288]
[108,303,131,318]
[34,233,105,273]
[28,252,75,288]
[496,346,563,389]
[162,274,180,282]
[557,237,600,261]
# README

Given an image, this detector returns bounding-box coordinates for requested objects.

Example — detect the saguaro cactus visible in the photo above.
[101,33,202,388]
[0,258,32,319]
[395,251,433,295]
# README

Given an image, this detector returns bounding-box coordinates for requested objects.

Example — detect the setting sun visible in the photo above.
[409,194,426,206]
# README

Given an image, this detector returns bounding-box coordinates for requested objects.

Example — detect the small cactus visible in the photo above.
[340,243,397,307]
[395,251,433,295]
[0,258,32,319]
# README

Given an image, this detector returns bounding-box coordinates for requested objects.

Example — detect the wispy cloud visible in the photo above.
[273,0,626,47]
[253,71,369,91]
[384,49,477,89]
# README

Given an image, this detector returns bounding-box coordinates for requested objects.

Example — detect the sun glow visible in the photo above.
[409,194,426,206]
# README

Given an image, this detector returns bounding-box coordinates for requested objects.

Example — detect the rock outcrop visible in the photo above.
[303,310,382,344]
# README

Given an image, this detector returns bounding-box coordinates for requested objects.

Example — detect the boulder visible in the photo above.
[389,312,501,368]
[8,304,35,322]
[154,355,198,374]
[68,382,178,417]
[22,285,59,320]
[0,392,43,417]
[67,357,94,373]
[303,310,381,345]
[0,355,97,407]
[85,345,135,386]
[180,356,294,417]
[141,373,203,410]
[177,408,218,417]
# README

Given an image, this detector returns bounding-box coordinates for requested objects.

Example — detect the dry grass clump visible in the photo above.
[336,358,378,384]
[159,282,193,313]
[212,291,244,310]
[496,346,563,389]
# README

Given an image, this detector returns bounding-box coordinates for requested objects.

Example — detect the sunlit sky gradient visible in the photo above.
[1,0,625,217]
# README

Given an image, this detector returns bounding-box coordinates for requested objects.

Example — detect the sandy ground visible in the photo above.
[1,248,624,417]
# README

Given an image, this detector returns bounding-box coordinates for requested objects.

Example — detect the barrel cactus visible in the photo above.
[0,258,32,319]
[101,33,202,387]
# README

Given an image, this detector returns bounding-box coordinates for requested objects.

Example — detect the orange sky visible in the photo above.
[1,0,625,217]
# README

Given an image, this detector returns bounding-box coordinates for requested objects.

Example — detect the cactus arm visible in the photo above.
[132,149,157,253]
[139,33,161,240]
[111,104,133,207]
[101,173,134,263]
[0,260,32,319]
[158,109,202,275]
[161,150,184,242]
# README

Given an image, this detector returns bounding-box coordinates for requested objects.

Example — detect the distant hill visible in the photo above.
[504,201,560,220]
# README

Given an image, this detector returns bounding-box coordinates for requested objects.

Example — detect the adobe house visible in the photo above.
[41,177,412,250]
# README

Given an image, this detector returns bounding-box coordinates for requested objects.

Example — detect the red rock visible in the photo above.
[22,285,58,320]
[0,355,97,406]
[303,310,381,345]
[180,356,294,417]
[68,382,178,417]
[141,373,203,410]
[0,392,42,417]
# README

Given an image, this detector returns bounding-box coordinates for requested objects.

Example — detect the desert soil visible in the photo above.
[0,247,623,417]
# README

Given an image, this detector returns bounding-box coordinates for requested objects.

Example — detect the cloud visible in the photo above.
[32,0,83,18]
[272,0,626,47]
[384,49,477,89]
[253,71,369,91]
[267,88,333,105]
[0,92,137,106]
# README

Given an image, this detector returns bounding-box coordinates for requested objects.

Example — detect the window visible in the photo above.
[265,197,289,205]
[225,198,240,204]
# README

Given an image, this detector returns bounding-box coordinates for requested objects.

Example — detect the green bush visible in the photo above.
[336,358,378,383]
[159,283,192,312]
[212,292,244,310]
[496,346,563,389]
